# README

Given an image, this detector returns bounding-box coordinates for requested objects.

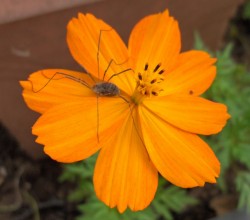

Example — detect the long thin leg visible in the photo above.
[97,29,112,79]
[103,59,113,81]
[31,71,91,93]
[97,30,102,79]
[85,72,97,84]
[96,95,100,143]
[107,68,133,82]
[103,58,129,81]
[55,72,92,89]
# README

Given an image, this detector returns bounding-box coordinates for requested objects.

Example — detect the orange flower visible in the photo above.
[20,10,230,212]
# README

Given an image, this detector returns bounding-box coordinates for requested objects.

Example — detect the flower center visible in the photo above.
[132,63,165,104]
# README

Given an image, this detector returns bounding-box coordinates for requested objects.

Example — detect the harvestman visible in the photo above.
[31,29,140,143]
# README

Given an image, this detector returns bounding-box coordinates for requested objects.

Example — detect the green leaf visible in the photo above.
[243,0,250,19]
[76,195,156,220]
[235,171,250,213]
[152,184,198,219]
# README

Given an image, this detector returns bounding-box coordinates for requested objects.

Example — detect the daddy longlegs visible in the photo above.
[30,28,145,147]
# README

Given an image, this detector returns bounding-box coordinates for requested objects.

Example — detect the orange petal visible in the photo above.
[139,105,220,188]
[33,97,130,163]
[20,69,95,114]
[162,51,217,96]
[94,111,158,213]
[143,95,230,135]
[67,13,135,94]
[128,9,181,73]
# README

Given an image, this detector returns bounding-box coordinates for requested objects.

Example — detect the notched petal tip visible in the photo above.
[162,50,218,96]
[144,96,231,136]
[162,9,170,15]
[20,69,96,114]
[94,114,158,213]
[67,10,132,93]
[139,105,221,189]
[19,80,27,88]
[226,111,231,120]
[169,155,220,189]
[128,7,181,73]
[210,102,231,134]
[78,12,84,18]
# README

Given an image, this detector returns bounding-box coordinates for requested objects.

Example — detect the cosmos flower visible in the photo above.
[20,10,230,213]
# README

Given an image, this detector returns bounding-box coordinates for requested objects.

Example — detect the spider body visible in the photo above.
[92,82,120,97]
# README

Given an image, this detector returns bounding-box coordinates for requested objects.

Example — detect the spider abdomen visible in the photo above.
[92,82,120,96]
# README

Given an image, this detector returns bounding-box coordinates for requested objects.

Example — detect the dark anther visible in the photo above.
[150,79,157,84]
[153,63,161,72]
[152,91,158,96]
[158,69,165,75]
[144,63,148,71]
[145,91,149,96]
[138,73,142,80]
[189,90,194,95]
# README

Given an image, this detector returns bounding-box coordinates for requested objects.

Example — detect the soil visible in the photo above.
[1,3,249,220]
[0,123,77,220]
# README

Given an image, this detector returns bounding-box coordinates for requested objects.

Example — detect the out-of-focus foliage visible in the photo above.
[195,33,250,212]
[59,155,197,220]
[227,0,250,69]
[236,171,250,211]
[243,0,250,19]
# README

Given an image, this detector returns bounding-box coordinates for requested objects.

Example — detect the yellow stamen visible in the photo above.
[132,63,164,104]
